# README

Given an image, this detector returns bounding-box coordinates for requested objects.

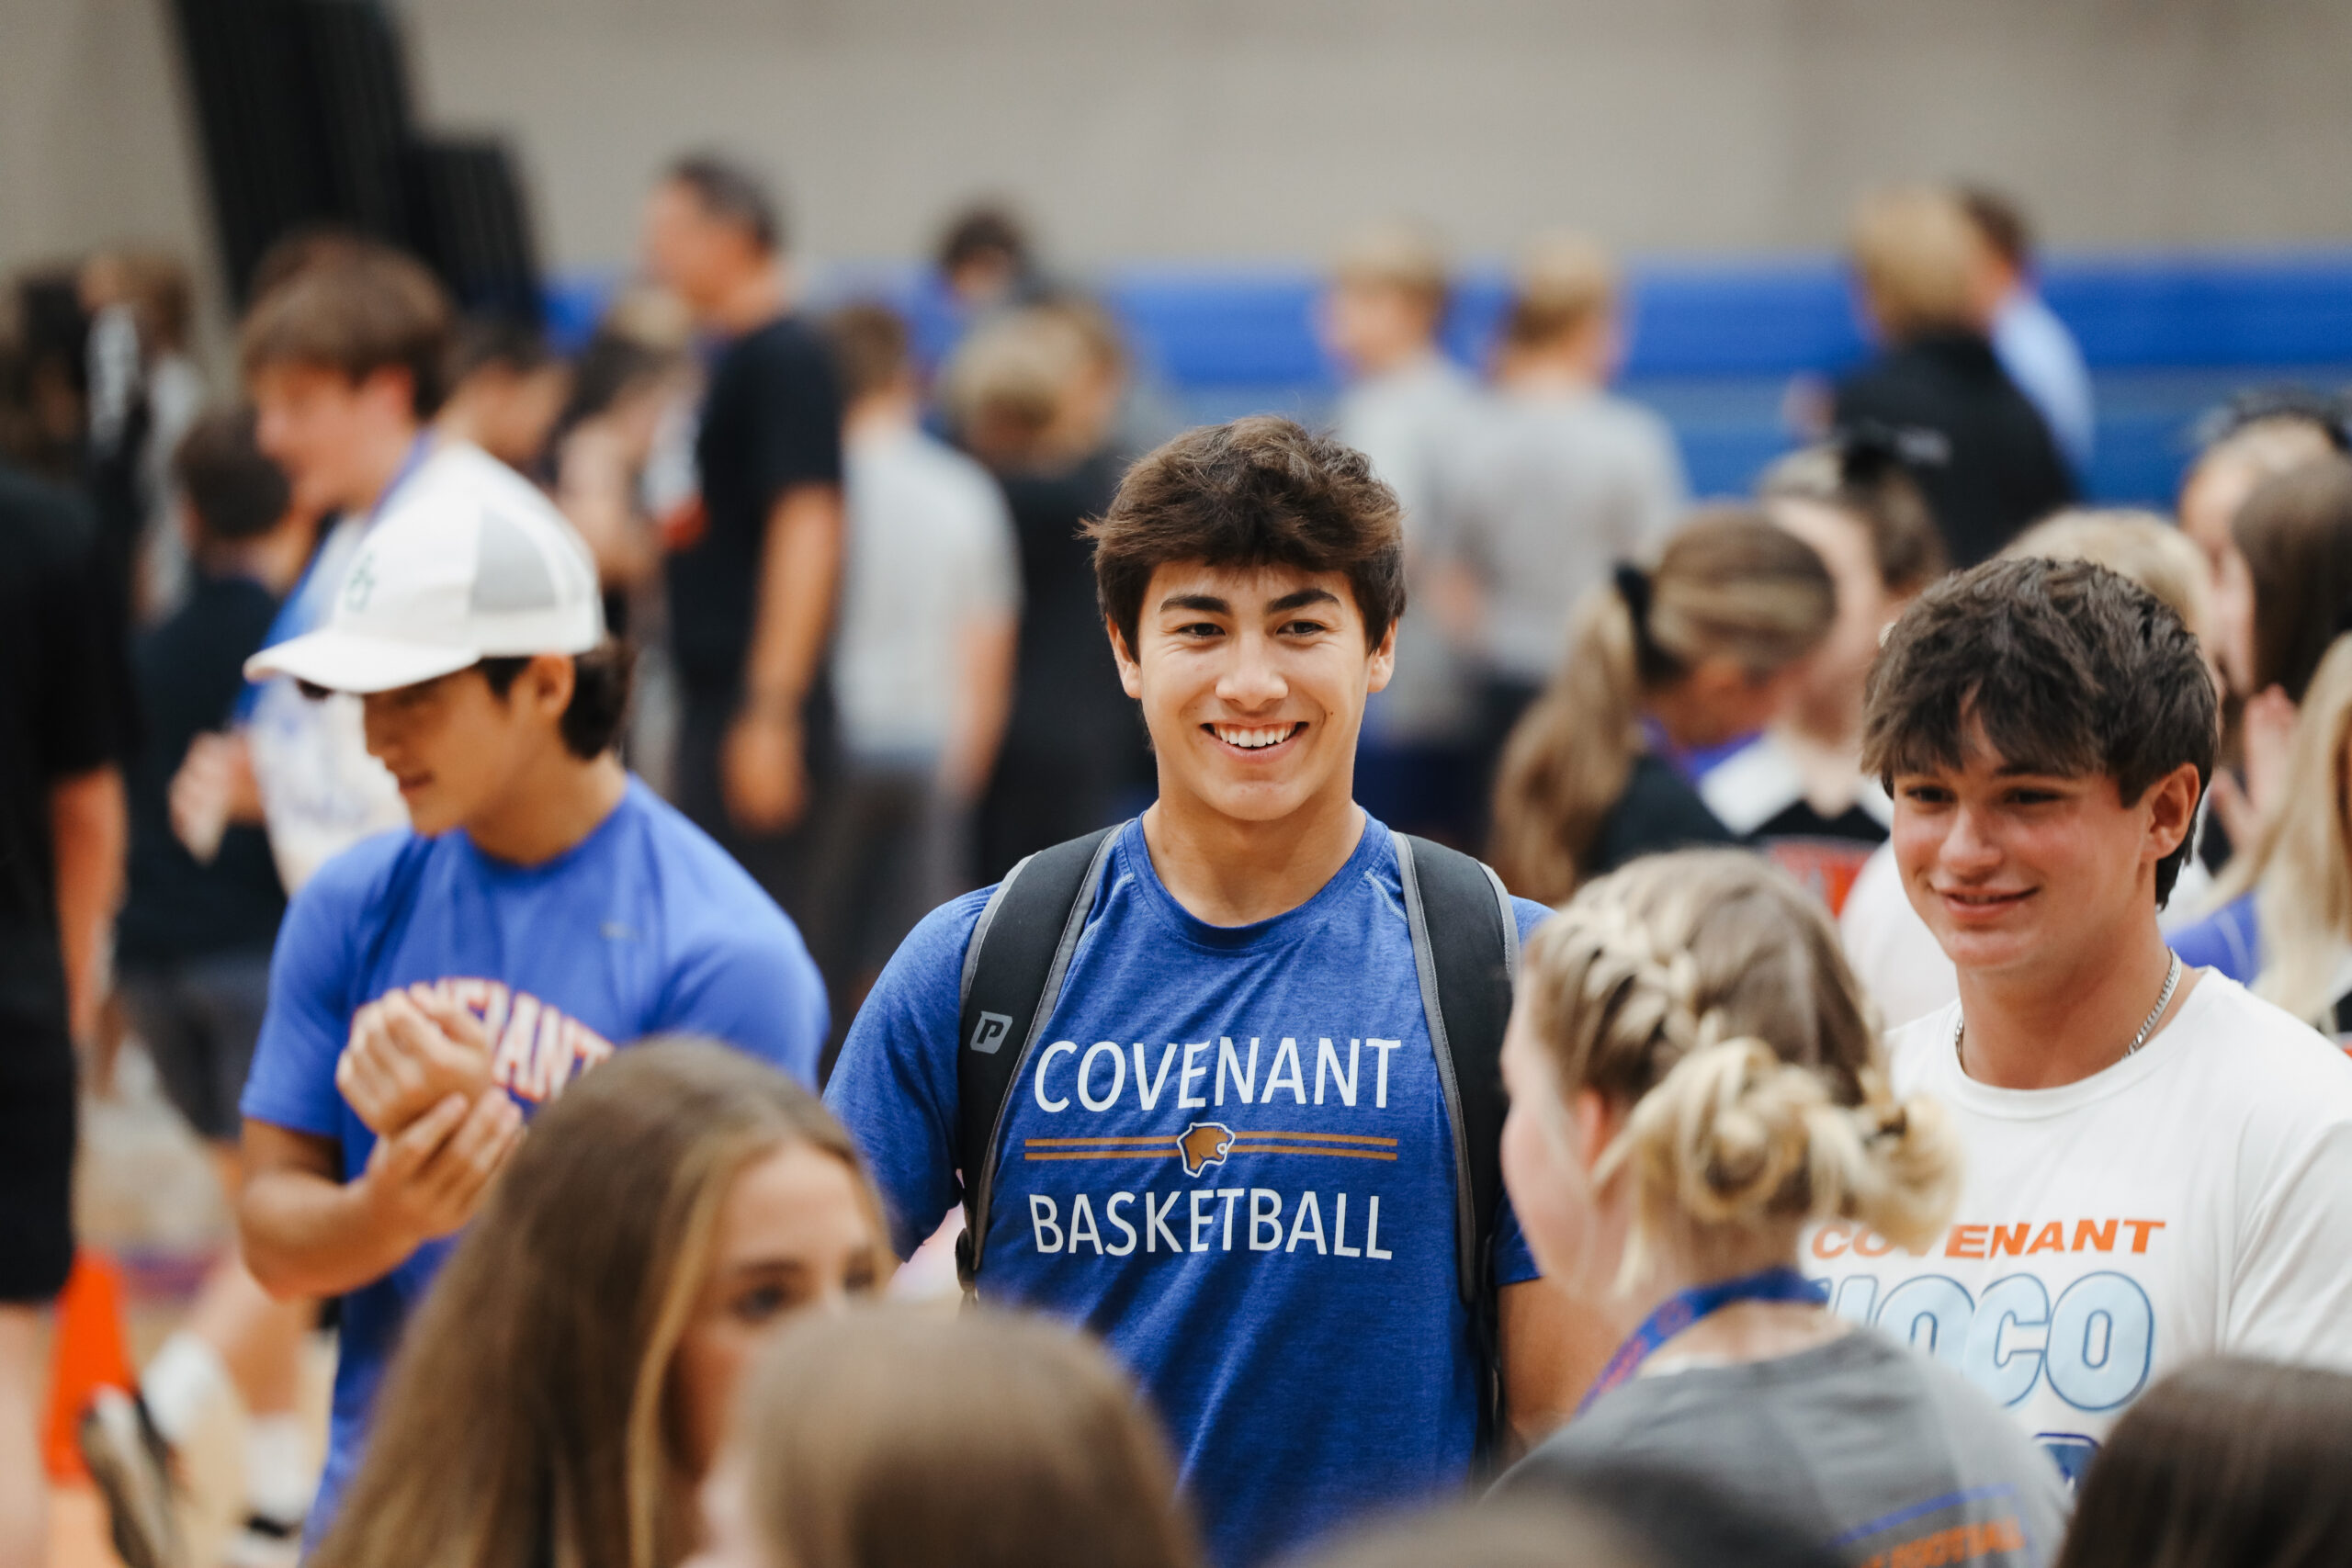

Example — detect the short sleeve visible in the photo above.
[654,926,829,1088]
[824,891,989,1258]
[1492,896,1553,1288]
[241,861,369,1137]
[2227,1105,2352,1368]
[742,330,843,511]
[1630,410,1688,549]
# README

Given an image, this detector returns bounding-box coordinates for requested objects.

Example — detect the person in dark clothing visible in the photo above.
[92,408,327,1565]
[1832,186,2075,568]
[116,410,311,1127]
[1489,508,1834,904]
[941,303,1151,878]
[642,152,846,940]
[0,461,125,1568]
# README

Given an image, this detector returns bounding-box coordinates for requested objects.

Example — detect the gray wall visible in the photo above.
[7,0,2350,319]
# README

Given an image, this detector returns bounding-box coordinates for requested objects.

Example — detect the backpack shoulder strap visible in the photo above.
[953,825,1122,1292]
[1395,833,1521,1464]
[1393,833,1521,1304]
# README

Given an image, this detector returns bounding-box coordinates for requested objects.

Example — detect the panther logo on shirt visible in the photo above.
[1178,1122,1236,1177]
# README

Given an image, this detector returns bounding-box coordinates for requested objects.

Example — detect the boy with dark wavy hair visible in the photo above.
[831,416,1567,1567]
[1815,555,2352,1482]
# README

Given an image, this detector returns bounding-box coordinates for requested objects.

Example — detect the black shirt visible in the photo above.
[1588,753,1739,877]
[116,572,288,967]
[1831,331,2076,568]
[668,316,843,696]
[0,467,122,1032]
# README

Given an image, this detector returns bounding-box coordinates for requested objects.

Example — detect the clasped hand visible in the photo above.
[337,986,522,1247]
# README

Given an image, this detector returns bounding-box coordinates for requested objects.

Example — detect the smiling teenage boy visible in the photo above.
[1811,556,2352,1480]
[232,460,826,1544]
[827,417,1562,1567]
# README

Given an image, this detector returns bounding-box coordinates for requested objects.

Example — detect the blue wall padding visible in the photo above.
[543,250,2352,505]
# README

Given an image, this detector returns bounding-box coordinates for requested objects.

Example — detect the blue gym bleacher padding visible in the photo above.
[545,249,2352,506]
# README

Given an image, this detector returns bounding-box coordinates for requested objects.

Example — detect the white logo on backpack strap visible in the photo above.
[971,1011,1014,1055]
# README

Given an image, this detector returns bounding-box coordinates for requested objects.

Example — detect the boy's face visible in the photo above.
[1113,561,1394,829]
[251,361,413,515]
[1889,725,2198,982]
[356,658,571,839]
[643,182,758,320]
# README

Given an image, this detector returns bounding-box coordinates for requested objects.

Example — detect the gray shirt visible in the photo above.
[1497,1328,2069,1568]
[1432,386,1684,682]
[1335,354,1480,743]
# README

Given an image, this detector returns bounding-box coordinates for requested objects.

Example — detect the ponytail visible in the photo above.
[1491,583,1645,904]
[1489,508,1836,901]
[1518,850,1960,1284]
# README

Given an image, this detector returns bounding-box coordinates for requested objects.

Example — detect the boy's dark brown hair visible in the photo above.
[1861,556,2217,904]
[1087,415,1405,658]
[239,243,453,418]
[173,406,289,544]
[823,303,911,404]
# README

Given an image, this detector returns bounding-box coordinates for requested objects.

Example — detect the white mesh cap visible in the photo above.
[246,445,605,694]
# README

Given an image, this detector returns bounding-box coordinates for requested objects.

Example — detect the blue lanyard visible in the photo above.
[1575,1265,1827,1416]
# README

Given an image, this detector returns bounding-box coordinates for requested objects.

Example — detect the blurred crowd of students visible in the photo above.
[7,152,2352,1568]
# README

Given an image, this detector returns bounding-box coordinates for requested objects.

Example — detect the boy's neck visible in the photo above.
[1952,916,2194,1090]
[463,753,629,868]
[703,264,788,338]
[349,421,426,518]
[1138,784,1366,929]
[843,389,919,442]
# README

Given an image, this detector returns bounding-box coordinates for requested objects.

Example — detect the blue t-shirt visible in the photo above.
[826,816,1545,1568]
[240,775,826,1538]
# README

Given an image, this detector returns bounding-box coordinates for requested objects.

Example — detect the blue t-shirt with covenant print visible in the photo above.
[827,816,1545,1568]
[241,775,826,1543]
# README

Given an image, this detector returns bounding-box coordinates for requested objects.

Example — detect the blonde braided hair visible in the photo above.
[1521,851,1960,1287]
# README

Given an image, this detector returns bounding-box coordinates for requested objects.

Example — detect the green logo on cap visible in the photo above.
[343,554,379,614]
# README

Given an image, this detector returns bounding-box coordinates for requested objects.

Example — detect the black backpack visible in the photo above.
[951,823,1522,1453]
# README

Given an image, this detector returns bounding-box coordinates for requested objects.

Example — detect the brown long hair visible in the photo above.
[2233,455,2352,702]
[311,1040,889,1568]
[1490,507,1834,902]
[736,1308,1201,1568]
[2054,1357,2352,1568]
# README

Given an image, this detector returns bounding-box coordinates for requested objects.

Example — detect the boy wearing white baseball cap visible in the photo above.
[230,455,828,1547]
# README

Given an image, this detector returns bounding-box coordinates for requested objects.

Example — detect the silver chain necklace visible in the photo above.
[1954,951,2183,1071]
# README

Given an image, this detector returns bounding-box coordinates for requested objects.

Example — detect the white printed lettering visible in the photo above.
[1189,1190,1216,1252]
[492,993,539,1089]
[1334,1192,1363,1257]
[1078,1043,1125,1111]
[1134,1043,1177,1111]
[1178,1042,1211,1109]
[1366,1195,1393,1259]
[1287,1190,1327,1253]
[1029,1195,1064,1254]
[1068,1194,1103,1255]
[1033,1042,1077,1112]
[1147,1192,1182,1253]
[1216,1037,1259,1106]
[1369,1039,1402,1108]
[1217,1189,1246,1251]
[1264,1037,1306,1103]
[1104,1193,1138,1256]
[1316,1037,1360,1106]
[1250,1190,1283,1250]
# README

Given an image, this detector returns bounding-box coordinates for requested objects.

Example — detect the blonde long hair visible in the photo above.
[2218,635,2352,1025]
[1490,508,1834,902]
[1519,851,1960,1283]
[311,1041,891,1568]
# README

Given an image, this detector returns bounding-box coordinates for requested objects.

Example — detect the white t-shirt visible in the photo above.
[1806,973,2352,1483]
[831,424,1020,761]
